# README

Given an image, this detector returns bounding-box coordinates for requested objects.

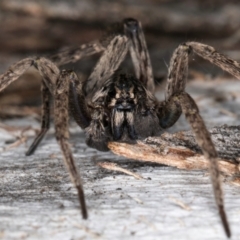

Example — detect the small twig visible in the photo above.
[127,194,144,204]
[0,123,39,138]
[108,141,239,177]
[168,196,191,211]
[73,223,101,238]
[0,106,41,119]
[0,125,39,152]
[97,162,144,180]
[230,177,240,186]
[219,108,237,118]
[108,126,240,184]
[1,136,27,152]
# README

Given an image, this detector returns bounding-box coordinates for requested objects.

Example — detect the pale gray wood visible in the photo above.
[1,79,240,240]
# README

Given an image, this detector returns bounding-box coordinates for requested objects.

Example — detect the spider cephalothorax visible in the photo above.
[1,17,240,238]
[109,74,160,136]
[105,74,140,141]
[85,73,160,151]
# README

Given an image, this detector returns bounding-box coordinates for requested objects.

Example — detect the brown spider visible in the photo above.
[1,18,239,238]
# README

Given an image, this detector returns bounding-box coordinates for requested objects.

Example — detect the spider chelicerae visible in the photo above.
[1,18,240,238]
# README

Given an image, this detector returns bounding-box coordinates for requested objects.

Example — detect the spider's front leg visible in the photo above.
[54,70,88,219]
[159,43,234,237]
[32,59,88,218]
[123,18,155,92]
[166,92,229,237]
[0,57,88,219]
[70,34,130,151]
[162,41,240,130]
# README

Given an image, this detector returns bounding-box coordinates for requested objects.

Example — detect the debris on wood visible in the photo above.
[97,162,144,180]
[108,126,240,182]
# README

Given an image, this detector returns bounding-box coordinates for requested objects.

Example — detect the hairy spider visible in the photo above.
[1,18,239,238]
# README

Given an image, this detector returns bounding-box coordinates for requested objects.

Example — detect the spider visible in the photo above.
[1,18,239,238]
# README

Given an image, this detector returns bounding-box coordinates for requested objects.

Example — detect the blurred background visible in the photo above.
[1,0,240,118]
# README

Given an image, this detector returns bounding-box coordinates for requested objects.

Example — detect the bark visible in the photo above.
[109,125,240,181]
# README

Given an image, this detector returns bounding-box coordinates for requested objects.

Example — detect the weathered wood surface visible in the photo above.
[1,79,240,239]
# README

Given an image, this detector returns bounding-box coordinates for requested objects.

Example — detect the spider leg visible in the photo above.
[69,75,91,129]
[159,44,190,128]
[49,19,131,67]
[49,41,105,66]
[33,59,88,218]
[83,34,129,97]
[54,70,87,219]
[161,43,234,237]
[0,58,59,152]
[26,81,51,156]
[166,92,230,238]
[77,34,129,151]
[123,18,155,92]
[165,44,189,99]
[0,58,34,91]
[161,41,240,129]
[186,42,240,79]
[0,57,87,219]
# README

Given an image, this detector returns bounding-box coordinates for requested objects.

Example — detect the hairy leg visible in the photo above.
[169,92,230,237]
[26,81,51,156]
[0,57,88,219]
[160,41,240,237]
[186,42,240,79]
[0,58,34,91]
[49,19,133,67]
[49,41,105,66]
[69,73,91,129]
[83,34,129,98]
[54,70,87,219]
[159,44,190,128]
[165,44,189,99]
[166,42,240,97]
[124,18,155,92]
[81,33,138,150]
[162,41,240,129]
